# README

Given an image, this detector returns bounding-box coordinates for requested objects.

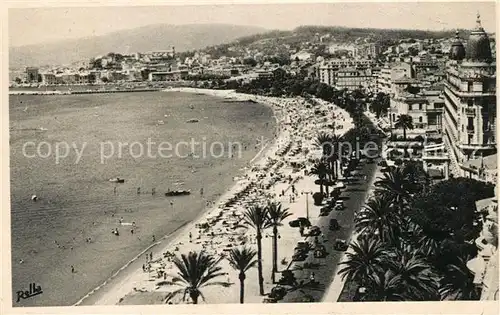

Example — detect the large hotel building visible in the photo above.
[443,15,497,300]
[443,14,496,177]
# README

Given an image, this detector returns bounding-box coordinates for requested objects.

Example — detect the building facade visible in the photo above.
[318,59,376,87]
[25,67,39,83]
[443,14,496,177]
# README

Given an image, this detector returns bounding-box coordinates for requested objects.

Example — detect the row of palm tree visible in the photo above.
[160,201,292,304]
[338,162,480,301]
[239,202,292,294]
[314,132,342,182]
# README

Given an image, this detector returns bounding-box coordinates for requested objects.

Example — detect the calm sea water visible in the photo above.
[9,91,274,306]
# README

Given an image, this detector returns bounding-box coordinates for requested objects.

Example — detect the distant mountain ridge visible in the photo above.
[9,24,267,68]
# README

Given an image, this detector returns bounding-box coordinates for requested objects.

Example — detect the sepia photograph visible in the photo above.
[1,0,498,312]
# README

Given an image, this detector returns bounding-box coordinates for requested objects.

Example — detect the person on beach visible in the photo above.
[71,265,75,273]
[137,187,141,195]
[150,252,153,261]
[200,187,204,196]
[152,235,156,242]
[114,187,117,195]
[189,232,192,242]
[152,188,155,196]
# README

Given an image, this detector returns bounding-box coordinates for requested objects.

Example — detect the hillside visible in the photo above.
[9,24,267,68]
[183,25,467,60]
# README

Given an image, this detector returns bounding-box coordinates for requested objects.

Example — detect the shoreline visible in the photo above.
[80,88,357,305]
[9,88,160,96]
[75,88,282,306]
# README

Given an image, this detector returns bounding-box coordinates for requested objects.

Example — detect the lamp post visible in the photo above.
[301,190,313,221]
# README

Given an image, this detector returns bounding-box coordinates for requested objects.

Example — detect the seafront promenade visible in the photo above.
[76,88,367,305]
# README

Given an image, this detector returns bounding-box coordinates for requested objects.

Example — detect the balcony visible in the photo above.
[425,108,444,113]
[422,153,449,160]
[457,143,496,150]
[444,82,496,97]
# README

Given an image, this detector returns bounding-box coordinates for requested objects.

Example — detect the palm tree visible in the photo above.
[315,132,333,158]
[439,257,480,300]
[266,201,292,283]
[241,206,272,295]
[363,270,405,301]
[160,251,231,304]
[338,235,389,287]
[310,160,328,195]
[407,221,442,258]
[374,167,410,212]
[394,114,414,141]
[315,132,336,182]
[328,134,342,180]
[227,247,258,304]
[392,246,440,300]
[355,195,401,244]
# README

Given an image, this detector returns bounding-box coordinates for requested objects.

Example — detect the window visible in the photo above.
[468,99,473,107]
[419,117,423,123]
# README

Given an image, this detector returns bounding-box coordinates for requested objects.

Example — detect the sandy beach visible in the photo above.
[77,88,357,305]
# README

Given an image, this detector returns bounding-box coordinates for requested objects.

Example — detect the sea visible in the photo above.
[9,91,275,306]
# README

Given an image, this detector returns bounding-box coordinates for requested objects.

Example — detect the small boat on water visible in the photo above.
[109,177,125,183]
[186,119,199,123]
[165,190,191,197]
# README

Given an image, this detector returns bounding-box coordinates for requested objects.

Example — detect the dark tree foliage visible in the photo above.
[407,178,494,268]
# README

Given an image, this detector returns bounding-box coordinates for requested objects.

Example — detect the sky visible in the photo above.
[8,0,497,47]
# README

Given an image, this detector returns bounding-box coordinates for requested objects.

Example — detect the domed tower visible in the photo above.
[442,13,496,178]
[465,13,493,63]
[449,31,466,61]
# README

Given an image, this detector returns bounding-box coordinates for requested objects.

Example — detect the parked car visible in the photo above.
[320,206,332,216]
[329,219,340,231]
[313,244,327,258]
[295,241,310,251]
[278,270,297,285]
[294,247,307,257]
[334,239,348,251]
[289,217,311,228]
[292,252,308,261]
[334,200,344,211]
[305,226,321,236]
